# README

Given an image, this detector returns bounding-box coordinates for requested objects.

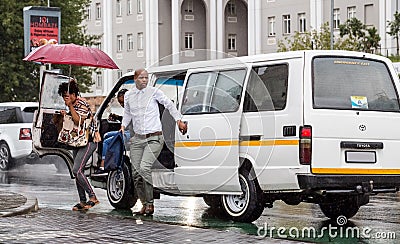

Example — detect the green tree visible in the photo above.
[0,0,99,102]
[277,22,340,52]
[339,18,381,52]
[278,20,381,53]
[387,11,400,56]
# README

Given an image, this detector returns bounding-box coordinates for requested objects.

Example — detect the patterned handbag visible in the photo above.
[57,114,91,147]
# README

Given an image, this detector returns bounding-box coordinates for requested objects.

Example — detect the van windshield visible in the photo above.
[313,57,400,112]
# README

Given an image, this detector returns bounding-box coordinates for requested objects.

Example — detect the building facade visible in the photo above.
[81,0,400,102]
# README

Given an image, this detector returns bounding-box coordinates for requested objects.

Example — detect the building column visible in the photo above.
[147,0,159,67]
[145,1,151,66]
[309,0,323,30]
[255,0,261,54]
[103,0,113,95]
[216,0,224,59]
[210,0,217,60]
[248,0,256,55]
[380,0,392,56]
[172,0,180,64]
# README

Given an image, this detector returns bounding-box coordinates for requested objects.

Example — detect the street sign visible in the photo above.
[23,6,61,56]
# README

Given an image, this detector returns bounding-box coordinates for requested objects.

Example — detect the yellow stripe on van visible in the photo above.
[175,139,298,148]
[175,140,239,147]
[240,140,299,146]
[312,168,400,174]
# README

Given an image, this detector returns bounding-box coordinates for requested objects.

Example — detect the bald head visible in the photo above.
[134,68,149,90]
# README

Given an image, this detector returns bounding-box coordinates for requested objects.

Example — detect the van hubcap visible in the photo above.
[223,174,249,214]
[108,171,125,200]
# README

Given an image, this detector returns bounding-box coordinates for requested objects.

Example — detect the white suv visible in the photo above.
[0,102,38,171]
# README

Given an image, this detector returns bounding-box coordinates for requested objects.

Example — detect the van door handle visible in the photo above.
[240,135,261,141]
[340,141,383,149]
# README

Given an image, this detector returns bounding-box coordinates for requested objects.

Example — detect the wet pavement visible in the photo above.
[0,191,38,217]
[0,191,26,210]
[0,164,293,243]
[1,164,400,243]
[0,208,278,243]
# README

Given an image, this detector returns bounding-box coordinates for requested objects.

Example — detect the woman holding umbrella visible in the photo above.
[23,43,119,210]
[58,79,102,211]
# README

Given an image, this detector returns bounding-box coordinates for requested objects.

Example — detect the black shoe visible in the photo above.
[92,168,107,177]
[144,204,154,216]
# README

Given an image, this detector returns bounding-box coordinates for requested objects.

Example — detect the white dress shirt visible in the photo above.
[121,86,182,135]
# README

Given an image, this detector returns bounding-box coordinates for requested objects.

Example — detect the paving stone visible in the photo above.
[0,208,296,243]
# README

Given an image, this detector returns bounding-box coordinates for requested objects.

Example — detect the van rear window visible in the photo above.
[313,57,400,112]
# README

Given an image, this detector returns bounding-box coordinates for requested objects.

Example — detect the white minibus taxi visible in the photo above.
[32,50,400,223]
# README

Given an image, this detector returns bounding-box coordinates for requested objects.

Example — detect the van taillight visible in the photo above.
[299,126,312,165]
[19,128,32,140]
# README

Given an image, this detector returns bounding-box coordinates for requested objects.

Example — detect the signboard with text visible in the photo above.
[23,6,61,56]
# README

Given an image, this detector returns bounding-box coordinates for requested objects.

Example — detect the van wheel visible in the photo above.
[221,169,264,222]
[107,161,137,209]
[319,195,360,219]
[203,195,222,208]
[0,143,13,171]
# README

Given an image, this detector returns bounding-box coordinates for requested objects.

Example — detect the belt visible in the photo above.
[134,131,162,139]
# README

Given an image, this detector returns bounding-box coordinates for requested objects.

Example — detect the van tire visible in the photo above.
[221,169,264,222]
[203,195,222,208]
[319,195,360,219]
[0,143,13,171]
[107,161,137,209]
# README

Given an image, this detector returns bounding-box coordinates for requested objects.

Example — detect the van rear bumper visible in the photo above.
[297,174,400,192]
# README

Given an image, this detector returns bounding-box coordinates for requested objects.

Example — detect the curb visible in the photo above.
[0,194,39,217]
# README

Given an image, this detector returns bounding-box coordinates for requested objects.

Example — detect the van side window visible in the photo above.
[313,57,400,112]
[182,69,246,114]
[244,64,288,112]
[154,72,186,108]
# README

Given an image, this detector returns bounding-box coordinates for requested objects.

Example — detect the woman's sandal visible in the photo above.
[84,199,100,210]
[72,202,87,211]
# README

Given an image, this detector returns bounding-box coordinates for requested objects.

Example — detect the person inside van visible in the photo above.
[57,79,102,211]
[120,68,187,216]
[93,88,132,176]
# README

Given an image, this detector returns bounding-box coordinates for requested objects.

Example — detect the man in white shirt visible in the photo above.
[121,68,187,215]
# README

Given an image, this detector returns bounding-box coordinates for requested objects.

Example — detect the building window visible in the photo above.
[137,0,143,14]
[85,5,91,21]
[268,16,276,36]
[228,34,237,51]
[127,0,132,15]
[185,32,194,49]
[137,32,144,50]
[298,13,306,33]
[127,34,134,51]
[333,8,340,29]
[116,0,122,17]
[117,35,123,52]
[227,1,236,16]
[117,70,123,79]
[95,3,101,20]
[96,71,103,88]
[185,0,193,13]
[283,14,291,34]
[127,69,133,73]
[364,4,373,26]
[347,6,356,19]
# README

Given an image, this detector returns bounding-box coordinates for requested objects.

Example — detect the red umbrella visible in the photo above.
[23,43,119,69]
